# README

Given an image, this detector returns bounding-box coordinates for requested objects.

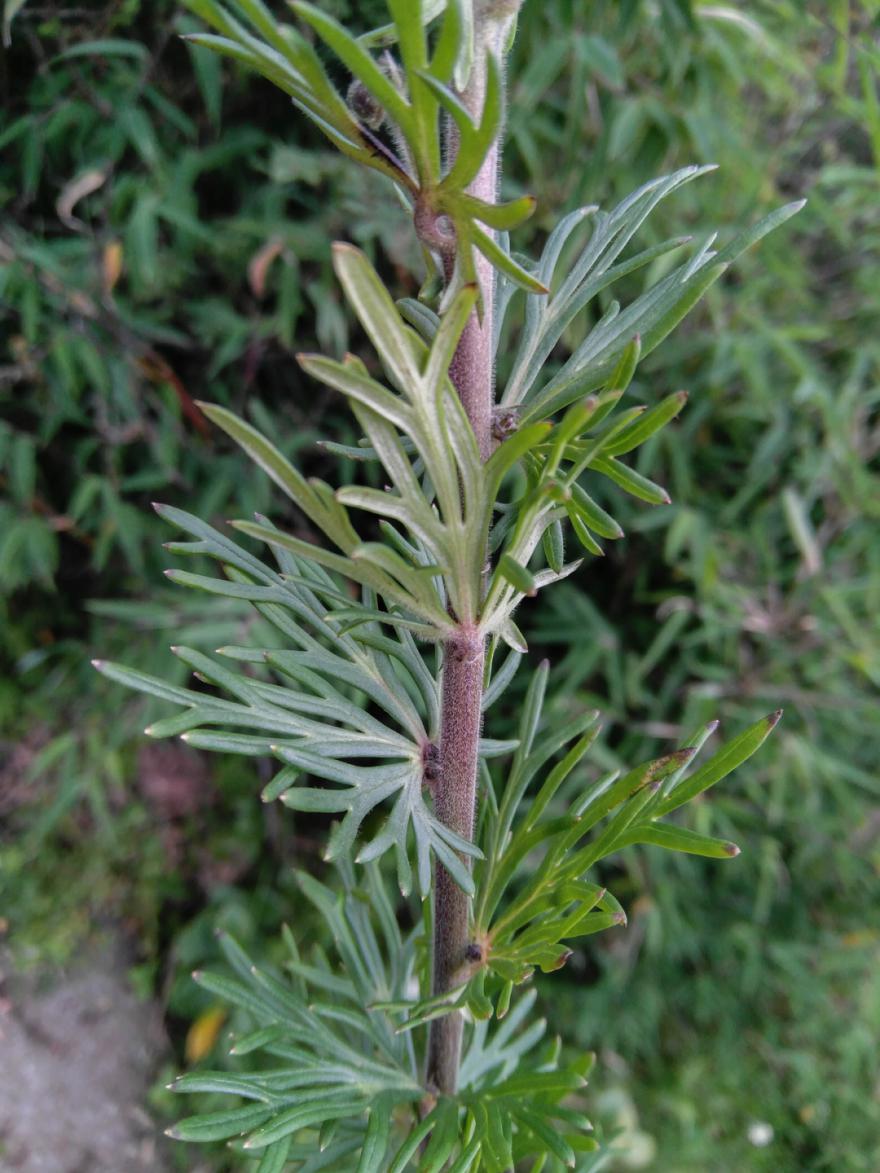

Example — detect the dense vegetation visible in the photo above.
[2,1,878,1169]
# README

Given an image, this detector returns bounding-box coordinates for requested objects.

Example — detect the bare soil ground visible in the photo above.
[0,943,172,1172]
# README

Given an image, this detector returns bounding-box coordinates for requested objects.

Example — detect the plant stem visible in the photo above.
[427,629,486,1093]
[426,32,502,1095]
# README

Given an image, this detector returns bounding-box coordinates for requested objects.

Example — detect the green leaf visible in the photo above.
[91,660,198,708]
[517,1107,576,1167]
[184,0,249,40]
[243,1098,368,1149]
[356,1095,393,1172]
[256,1137,293,1173]
[421,1098,460,1172]
[606,333,642,393]
[446,1138,482,1173]
[426,280,480,383]
[298,354,415,436]
[232,519,408,610]
[485,1068,585,1100]
[714,199,806,265]
[388,1110,440,1173]
[330,244,421,394]
[498,553,537,597]
[470,222,549,295]
[196,401,319,517]
[522,723,601,833]
[53,38,149,62]
[569,484,624,540]
[604,390,687,455]
[658,711,783,815]
[396,296,440,342]
[180,32,304,101]
[444,51,503,190]
[568,513,604,556]
[357,0,446,49]
[617,822,740,858]
[503,167,715,409]
[229,1025,285,1055]
[475,1100,513,1171]
[168,1103,274,1143]
[291,2,414,136]
[428,0,465,82]
[485,422,552,497]
[387,0,428,74]
[542,519,565,573]
[498,616,528,653]
[576,749,696,831]
[592,455,670,505]
[525,258,724,422]
[457,192,538,231]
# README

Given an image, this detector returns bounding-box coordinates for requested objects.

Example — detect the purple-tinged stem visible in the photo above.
[425,31,503,1095]
[426,628,486,1093]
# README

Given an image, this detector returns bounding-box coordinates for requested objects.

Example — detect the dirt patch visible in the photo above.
[0,944,172,1172]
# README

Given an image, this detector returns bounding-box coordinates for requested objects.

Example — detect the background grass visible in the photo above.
[2,1,879,1169]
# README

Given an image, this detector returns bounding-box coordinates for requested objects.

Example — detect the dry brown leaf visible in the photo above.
[102,240,124,295]
[248,237,285,298]
[185,1006,227,1064]
[56,169,108,229]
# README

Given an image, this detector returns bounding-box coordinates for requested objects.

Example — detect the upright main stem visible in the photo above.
[426,46,500,1096]
[427,628,486,1093]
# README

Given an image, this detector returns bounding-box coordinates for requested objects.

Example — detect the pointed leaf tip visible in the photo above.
[654,747,695,778]
[724,843,741,857]
[768,709,784,728]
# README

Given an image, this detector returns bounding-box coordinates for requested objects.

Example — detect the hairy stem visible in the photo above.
[426,24,506,1094]
[427,629,486,1093]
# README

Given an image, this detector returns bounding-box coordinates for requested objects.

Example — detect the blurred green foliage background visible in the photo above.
[2,1,879,1169]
